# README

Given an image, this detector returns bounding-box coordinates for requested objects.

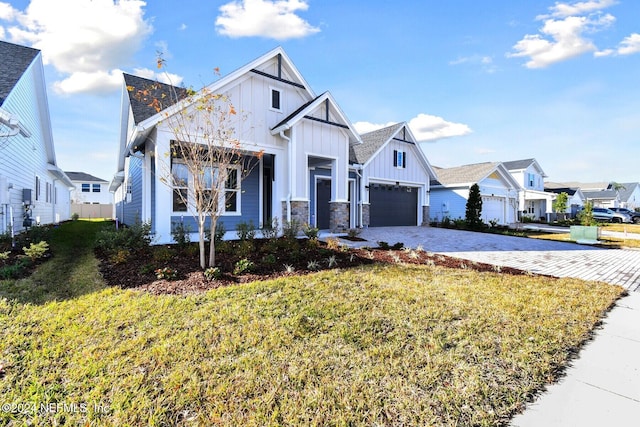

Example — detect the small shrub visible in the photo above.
[377,241,391,250]
[0,260,29,279]
[236,220,256,241]
[0,231,12,251]
[307,260,320,271]
[139,263,155,274]
[392,242,405,250]
[347,228,361,239]
[326,255,338,268]
[171,222,191,249]
[453,218,467,229]
[95,220,151,255]
[326,237,342,251]
[71,212,80,221]
[155,267,178,280]
[441,217,452,228]
[184,244,199,257]
[153,246,173,263]
[261,217,279,240]
[282,219,301,239]
[204,267,222,281]
[109,249,130,265]
[261,253,276,265]
[235,240,254,259]
[283,264,295,273]
[303,223,319,239]
[234,258,254,275]
[0,251,10,261]
[22,241,49,261]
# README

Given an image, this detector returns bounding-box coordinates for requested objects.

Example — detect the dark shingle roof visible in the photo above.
[431,162,501,186]
[350,123,404,164]
[545,187,578,196]
[123,73,188,125]
[583,190,618,200]
[64,172,108,182]
[0,41,39,106]
[608,182,639,203]
[502,158,535,171]
[271,94,321,131]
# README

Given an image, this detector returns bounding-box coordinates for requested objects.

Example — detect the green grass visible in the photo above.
[0,221,625,426]
[0,220,108,304]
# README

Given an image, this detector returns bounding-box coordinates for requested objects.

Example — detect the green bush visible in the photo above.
[0,259,30,279]
[95,221,152,256]
[171,222,191,249]
[261,217,279,240]
[23,241,49,261]
[233,258,254,275]
[236,220,256,241]
[71,212,80,221]
[204,267,222,281]
[282,219,301,239]
[16,225,51,247]
[303,223,319,239]
[155,267,178,280]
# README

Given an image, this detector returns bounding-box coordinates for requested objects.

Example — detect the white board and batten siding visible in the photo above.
[0,55,70,234]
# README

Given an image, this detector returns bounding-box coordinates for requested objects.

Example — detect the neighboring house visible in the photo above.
[350,123,437,227]
[503,158,555,221]
[0,40,72,234]
[544,185,585,217]
[66,171,113,218]
[582,190,620,208]
[608,182,640,210]
[429,162,521,225]
[112,47,432,243]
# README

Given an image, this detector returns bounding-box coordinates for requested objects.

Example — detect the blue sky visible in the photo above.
[1,0,639,184]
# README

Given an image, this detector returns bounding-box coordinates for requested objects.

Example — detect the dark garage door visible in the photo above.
[370,184,418,226]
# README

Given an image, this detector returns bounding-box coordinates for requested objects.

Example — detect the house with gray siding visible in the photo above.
[0,40,72,235]
[430,162,520,225]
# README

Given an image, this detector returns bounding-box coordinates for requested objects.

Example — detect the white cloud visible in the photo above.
[179,23,187,31]
[52,69,125,95]
[0,2,17,20]
[408,114,472,142]
[353,121,396,134]
[1,0,152,95]
[475,148,496,155]
[132,68,184,87]
[539,0,617,19]
[508,14,614,68]
[215,0,320,40]
[618,33,640,55]
[449,55,497,73]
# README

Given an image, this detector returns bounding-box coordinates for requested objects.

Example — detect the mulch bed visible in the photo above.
[96,238,538,296]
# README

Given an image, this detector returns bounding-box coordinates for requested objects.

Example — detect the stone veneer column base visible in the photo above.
[281,200,309,229]
[362,203,370,228]
[329,201,350,232]
[422,206,430,226]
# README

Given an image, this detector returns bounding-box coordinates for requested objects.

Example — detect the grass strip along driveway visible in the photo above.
[0,221,625,426]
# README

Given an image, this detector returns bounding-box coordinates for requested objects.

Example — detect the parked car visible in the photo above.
[610,207,640,224]
[592,207,632,223]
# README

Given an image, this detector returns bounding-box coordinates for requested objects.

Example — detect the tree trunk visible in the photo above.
[208,217,216,268]
[198,215,206,269]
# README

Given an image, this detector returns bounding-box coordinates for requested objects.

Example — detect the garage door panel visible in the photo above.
[482,196,504,224]
[370,185,418,227]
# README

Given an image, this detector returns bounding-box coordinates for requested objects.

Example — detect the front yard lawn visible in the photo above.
[0,221,625,426]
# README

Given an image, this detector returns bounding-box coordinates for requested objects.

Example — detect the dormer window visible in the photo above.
[270,88,281,111]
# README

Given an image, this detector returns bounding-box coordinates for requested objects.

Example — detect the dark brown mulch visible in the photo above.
[96,238,540,296]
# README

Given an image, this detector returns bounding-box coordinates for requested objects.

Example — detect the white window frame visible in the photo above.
[170,162,242,216]
[81,183,90,193]
[270,87,282,112]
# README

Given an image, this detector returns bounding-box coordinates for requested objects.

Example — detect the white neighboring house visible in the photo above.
[429,162,521,225]
[609,182,640,210]
[67,172,112,204]
[543,184,586,217]
[0,40,72,234]
[503,158,556,221]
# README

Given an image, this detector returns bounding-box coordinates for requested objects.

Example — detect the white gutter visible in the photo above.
[279,130,292,222]
[0,107,31,138]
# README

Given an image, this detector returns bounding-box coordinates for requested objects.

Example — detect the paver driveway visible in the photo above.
[353,226,640,291]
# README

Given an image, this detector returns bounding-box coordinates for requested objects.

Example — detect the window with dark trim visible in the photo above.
[92,184,101,193]
[172,162,189,212]
[271,89,281,110]
[81,183,90,192]
[35,176,41,201]
[393,150,407,169]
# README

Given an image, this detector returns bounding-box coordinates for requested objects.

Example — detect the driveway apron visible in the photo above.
[354,226,640,291]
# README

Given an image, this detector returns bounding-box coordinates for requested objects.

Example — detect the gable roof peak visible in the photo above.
[0,40,40,106]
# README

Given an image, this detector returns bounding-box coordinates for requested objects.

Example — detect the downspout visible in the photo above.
[279,130,292,222]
